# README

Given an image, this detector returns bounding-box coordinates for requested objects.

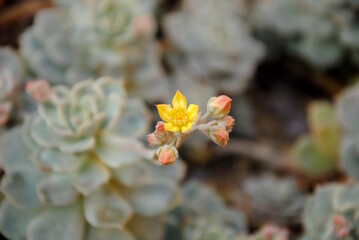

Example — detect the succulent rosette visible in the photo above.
[164,0,264,97]
[20,0,167,102]
[0,77,185,240]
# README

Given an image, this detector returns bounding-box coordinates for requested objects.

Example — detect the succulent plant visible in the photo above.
[302,183,359,239]
[291,101,340,177]
[251,0,359,69]
[243,174,305,225]
[0,77,185,240]
[336,82,359,180]
[20,0,168,102]
[0,47,24,127]
[164,0,264,107]
[164,181,247,240]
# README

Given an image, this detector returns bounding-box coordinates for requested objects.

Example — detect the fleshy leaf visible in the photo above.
[84,188,133,229]
[34,148,86,173]
[123,182,177,217]
[1,168,43,209]
[333,185,359,212]
[59,136,96,153]
[27,203,84,240]
[0,201,39,240]
[1,127,33,172]
[37,175,79,206]
[86,227,134,240]
[94,139,140,168]
[73,155,110,196]
[30,117,60,148]
[113,99,150,138]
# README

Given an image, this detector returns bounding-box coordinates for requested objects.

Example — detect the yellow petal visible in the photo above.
[186,104,199,122]
[156,104,173,122]
[172,90,187,109]
[165,122,180,132]
[181,122,194,133]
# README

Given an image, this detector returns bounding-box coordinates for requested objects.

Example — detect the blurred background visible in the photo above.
[0,0,358,239]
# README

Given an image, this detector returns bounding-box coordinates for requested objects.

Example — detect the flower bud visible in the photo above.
[157,145,178,165]
[209,126,229,147]
[155,121,167,136]
[332,214,351,238]
[147,133,163,147]
[207,95,232,118]
[218,115,235,133]
[26,80,53,103]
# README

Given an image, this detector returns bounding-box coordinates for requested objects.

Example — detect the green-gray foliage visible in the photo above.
[243,174,305,225]
[0,77,185,240]
[165,181,247,240]
[251,0,359,69]
[337,82,359,180]
[20,0,167,102]
[302,184,359,239]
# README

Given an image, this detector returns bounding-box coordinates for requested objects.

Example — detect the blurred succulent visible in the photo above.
[251,0,359,69]
[302,183,359,239]
[0,77,186,240]
[165,181,247,240]
[243,174,305,225]
[20,0,168,102]
[239,224,289,240]
[0,47,24,127]
[164,0,264,107]
[291,101,340,177]
[336,82,359,180]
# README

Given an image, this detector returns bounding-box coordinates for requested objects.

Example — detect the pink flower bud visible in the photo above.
[26,80,53,103]
[0,103,11,127]
[147,133,163,147]
[209,126,229,147]
[135,15,154,36]
[218,115,235,133]
[332,214,351,238]
[155,121,167,136]
[207,95,232,118]
[157,145,178,166]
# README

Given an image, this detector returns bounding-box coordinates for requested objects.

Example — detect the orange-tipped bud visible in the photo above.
[26,80,53,103]
[147,133,163,147]
[157,145,178,166]
[209,126,229,147]
[218,115,235,133]
[207,95,232,118]
[155,121,167,136]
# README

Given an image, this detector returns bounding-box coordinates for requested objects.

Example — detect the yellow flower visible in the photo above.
[156,90,199,133]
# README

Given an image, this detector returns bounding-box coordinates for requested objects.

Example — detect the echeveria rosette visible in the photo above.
[20,0,168,102]
[301,184,359,239]
[0,47,24,126]
[164,181,247,240]
[0,77,185,240]
[164,0,264,97]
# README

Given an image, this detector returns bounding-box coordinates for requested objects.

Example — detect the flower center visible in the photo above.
[172,109,188,127]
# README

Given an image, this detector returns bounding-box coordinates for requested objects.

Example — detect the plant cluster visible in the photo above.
[20,0,167,102]
[251,0,359,69]
[0,77,185,240]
